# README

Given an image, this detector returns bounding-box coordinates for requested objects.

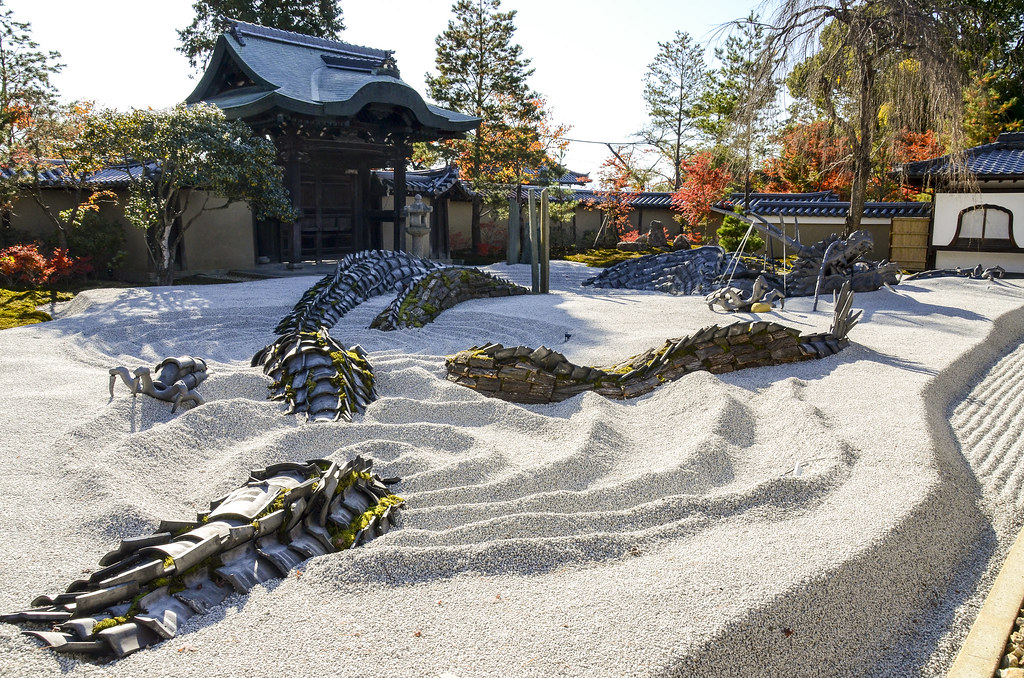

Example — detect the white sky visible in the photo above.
[4,0,762,175]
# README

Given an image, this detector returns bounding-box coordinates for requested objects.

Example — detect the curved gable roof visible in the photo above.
[186,19,478,135]
[902,132,1024,180]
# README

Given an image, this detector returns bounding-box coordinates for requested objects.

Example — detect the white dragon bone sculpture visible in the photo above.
[108,357,208,413]
[706,274,786,313]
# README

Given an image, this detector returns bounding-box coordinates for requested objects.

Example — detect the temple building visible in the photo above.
[186,19,479,265]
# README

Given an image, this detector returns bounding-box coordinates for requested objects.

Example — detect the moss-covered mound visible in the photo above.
[370,268,530,331]
[0,288,73,330]
[564,247,669,268]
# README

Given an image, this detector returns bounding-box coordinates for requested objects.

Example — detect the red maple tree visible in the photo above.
[670,152,732,244]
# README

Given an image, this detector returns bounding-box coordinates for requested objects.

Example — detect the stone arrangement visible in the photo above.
[370,268,530,331]
[108,357,208,413]
[1,456,402,658]
[583,230,900,299]
[582,246,727,295]
[252,328,376,422]
[447,283,860,404]
[275,250,446,334]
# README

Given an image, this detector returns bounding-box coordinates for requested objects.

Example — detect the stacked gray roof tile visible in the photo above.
[716,191,930,219]
[2,456,401,658]
[274,250,446,334]
[902,131,1024,179]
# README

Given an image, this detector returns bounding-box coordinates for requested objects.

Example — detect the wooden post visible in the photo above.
[286,135,303,268]
[540,188,550,294]
[508,195,521,265]
[528,190,539,293]
[393,154,406,252]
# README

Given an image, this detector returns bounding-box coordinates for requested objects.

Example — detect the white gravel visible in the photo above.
[0,261,1023,677]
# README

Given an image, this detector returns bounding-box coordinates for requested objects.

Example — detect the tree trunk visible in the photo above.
[845,58,875,237]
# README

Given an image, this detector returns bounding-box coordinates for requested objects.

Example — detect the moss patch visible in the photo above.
[564,248,668,268]
[0,288,74,330]
[329,494,404,550]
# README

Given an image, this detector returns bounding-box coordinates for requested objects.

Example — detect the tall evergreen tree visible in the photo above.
[178,0,344,70]
[695,14,779,198]
[640,31,707,190]
[425,0,540,252]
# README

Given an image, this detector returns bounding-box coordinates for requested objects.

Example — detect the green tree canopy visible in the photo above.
[425,0,543,251]
[178,0,344,70]
[695,14,779,194]
[0,5,61,210]
[76,104,295,285]
[640,30,707,190]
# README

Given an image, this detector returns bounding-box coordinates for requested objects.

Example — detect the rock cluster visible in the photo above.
[447,285,860,404]
[276,250,446,334]
[582,246,727,295]
[252,328,376,422]
[1,456,402,659]
[371,268,530,331]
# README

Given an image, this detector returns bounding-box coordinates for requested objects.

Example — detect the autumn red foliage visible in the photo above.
[670,152,732,244]
[761,121,850,196]
[0,243,92,287]
[587,149,640,241]
[762,122,945,200]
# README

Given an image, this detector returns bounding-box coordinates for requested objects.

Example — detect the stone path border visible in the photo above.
[948,520,1024,676]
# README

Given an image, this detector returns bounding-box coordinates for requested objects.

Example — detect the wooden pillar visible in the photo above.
[355,164,369,252]
[392,141,408,252]
[285,134,304,268]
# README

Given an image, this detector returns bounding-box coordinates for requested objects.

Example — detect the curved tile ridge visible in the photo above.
[447,284,859,404]
[275,250,447,334]
[370,267,531,331]
[252,327,376,422]
[0,456,402,659]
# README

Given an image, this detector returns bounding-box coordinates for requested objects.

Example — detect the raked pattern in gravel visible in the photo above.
[0,262,1022,677]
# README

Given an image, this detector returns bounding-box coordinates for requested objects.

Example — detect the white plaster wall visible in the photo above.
[932,191,1024,246]
[935,249,1024,273]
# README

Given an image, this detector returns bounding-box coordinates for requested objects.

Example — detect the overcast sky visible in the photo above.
[4,0,762,175]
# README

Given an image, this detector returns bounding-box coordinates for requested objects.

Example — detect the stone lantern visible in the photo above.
[404,194,433,258]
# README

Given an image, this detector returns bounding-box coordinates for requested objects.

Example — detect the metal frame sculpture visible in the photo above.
[108,357,208,412]
[2,456,402,658]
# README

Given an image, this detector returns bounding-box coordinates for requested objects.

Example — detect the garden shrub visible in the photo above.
[717,212,765,253]
[0,243,92,288]
[63,212,126,279]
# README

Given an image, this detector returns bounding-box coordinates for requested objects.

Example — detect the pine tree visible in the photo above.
[695,14,779,196]
[177,0,345,70]
[426,0,540,252]
[640,31,707,190]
